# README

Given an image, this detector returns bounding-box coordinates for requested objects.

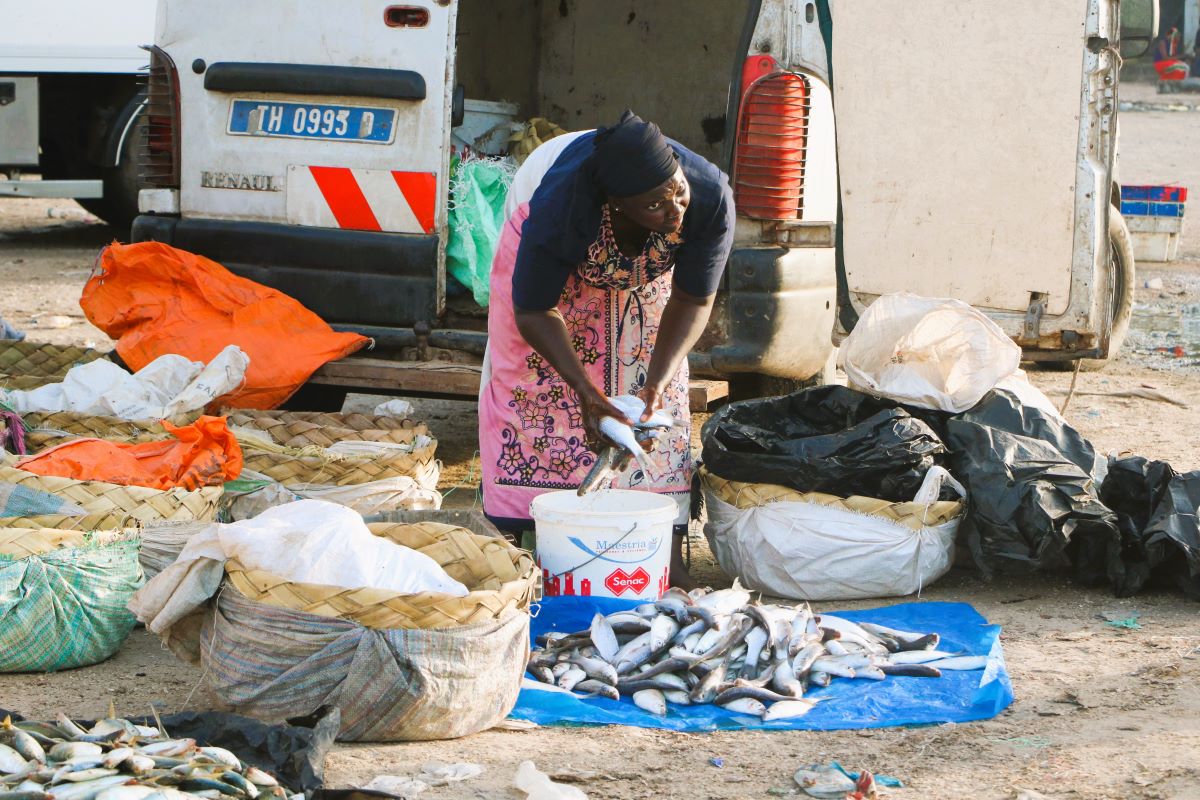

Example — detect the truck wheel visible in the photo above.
[76,104,144,235]
[1079,207,1136,371]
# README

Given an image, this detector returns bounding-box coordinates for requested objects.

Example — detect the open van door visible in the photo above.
[828,0,1125,362]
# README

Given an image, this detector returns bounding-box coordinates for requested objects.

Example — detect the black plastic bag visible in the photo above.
[954,389,1102,480]
[1100,455,1200,598]
[944,416,1121,584]
[701,385,947,501]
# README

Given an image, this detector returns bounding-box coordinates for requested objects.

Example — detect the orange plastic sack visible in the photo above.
[16,416,244,491]
[81,242,369,409]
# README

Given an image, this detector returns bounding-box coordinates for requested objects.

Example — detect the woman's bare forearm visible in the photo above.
[645,287,715,394]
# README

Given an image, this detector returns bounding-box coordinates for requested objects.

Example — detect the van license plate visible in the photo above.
[227,100,397,144]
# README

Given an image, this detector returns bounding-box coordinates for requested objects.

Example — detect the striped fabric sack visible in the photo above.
[195,587,528,742]
[0,538,142,671]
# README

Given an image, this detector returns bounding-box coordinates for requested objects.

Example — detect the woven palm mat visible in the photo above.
[0,465,222,528]
[0,340,108,377]
[0,375,64,391]
[225,521,536,630]
[240,440,438,487]
[0,527,134,559]
[225,410,432,449]
[700,469,962,530]
[21,411,202,452]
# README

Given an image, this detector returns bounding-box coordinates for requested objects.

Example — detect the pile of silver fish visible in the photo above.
[526,583,987,721]
[0,712,299,800]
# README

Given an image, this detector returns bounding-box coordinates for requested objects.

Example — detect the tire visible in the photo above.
[1079,207,1136,371]
[76,106,144,236]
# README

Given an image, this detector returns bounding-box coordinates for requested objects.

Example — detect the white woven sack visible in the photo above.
[703,468,964,601]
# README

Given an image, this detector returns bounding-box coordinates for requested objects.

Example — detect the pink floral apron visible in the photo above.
[480,203,693,525]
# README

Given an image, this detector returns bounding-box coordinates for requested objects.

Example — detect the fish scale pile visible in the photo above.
[527,583,986,721]
[0,713,300,800]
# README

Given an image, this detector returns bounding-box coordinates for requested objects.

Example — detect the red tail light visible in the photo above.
[140,45,181,189]
[733,56,810,221]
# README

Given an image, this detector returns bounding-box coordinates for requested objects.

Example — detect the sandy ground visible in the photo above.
[2,81,1200,800]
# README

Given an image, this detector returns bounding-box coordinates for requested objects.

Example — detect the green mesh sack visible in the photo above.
[446,156,515,308]
[0,538,143,672]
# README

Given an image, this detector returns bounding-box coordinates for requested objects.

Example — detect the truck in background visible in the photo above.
[132,0,1158,409]
[0,1,155,230]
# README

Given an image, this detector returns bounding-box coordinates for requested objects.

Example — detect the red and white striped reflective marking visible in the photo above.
[286,165,437,234]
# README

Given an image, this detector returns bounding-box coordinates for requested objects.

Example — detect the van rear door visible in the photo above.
[829,0,1117,356]
[157,0,456,326]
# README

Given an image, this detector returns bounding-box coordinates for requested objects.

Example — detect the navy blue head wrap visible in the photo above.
[589,110,679,198]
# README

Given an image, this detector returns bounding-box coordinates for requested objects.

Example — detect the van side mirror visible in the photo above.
[1119,0,1159,60]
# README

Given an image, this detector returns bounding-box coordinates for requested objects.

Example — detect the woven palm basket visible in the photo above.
[0,340,108,377]
[21,411,201,452]
[225,410,432,449]
[0,527,133,559]
[0,465,222,529]
[701,468,963,530]
[0,375,66,392]
[225,521,536,630]
[238,438,439,488]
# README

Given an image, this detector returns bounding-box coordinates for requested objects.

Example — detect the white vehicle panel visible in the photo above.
[831,0,1085,316]
[162,0,453,231]
[0,0,155,74]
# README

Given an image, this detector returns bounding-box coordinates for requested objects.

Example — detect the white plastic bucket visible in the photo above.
[531,489,677,600]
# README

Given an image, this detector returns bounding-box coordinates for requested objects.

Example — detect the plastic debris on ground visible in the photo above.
[794,763,881,798]
[510,596,1012,732]
[700,385,948,502]
[514,761,588,800]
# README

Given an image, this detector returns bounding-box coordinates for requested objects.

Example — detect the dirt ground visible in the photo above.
[2,81,1200,800]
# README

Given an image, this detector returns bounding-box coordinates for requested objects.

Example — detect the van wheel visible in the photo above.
[76,105,144,236]
[1079,207,1136,371]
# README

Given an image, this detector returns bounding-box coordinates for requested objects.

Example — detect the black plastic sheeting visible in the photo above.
[945,418,1121,586]
[1100,456,1200,598]
[943,389,1122,585]
[700,385,947,502]
[0,707,341,795]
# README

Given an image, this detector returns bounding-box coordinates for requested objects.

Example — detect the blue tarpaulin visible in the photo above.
[510,597,1013,732]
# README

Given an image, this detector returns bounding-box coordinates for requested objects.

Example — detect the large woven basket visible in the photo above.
[225,410,432,449]
[225,521,536,630]
[239,440,439,488]
[0,465,222,529]
[701,469,962,530]
[21,411,201,452]
[0,527,133,559]
[0,340,108,377]
[0,375,66,392]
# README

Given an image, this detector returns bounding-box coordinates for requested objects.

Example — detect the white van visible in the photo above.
[0,0,155,228]
[132,0,1157,405]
